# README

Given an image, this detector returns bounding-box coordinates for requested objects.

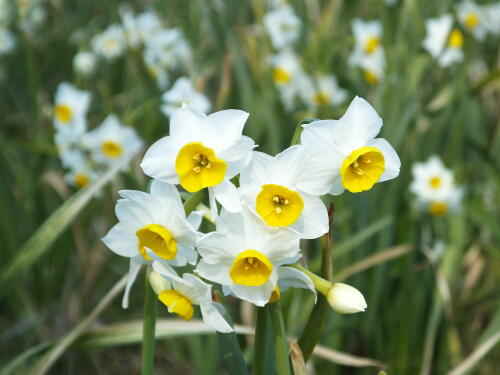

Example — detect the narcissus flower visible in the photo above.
[161,77,211,117]
[456,0,488,40]
[268,266,316,303]
[327,283,367,314]
[82,115,143,167]
[196,208,301,306]
[304,74,348,109]
[53,83,91,138]
[240,146,329,239]
[141,105,254,213]
[410,156,463,216]
[151,265,233,333]
[102,181,200,307]
[64,161,99,188]
[300,96,400,195]
[263,4,301,49]
[73,51,97,76]
[91,24,126,61]
[423,15,464,67]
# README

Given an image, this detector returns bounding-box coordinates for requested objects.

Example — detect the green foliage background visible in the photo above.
[1,0,499,374]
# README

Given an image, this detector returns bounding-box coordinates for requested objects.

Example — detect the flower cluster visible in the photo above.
[410,156,463,216]
[264,2,347,111]
[103,96,401,332]
[423,1,500,67]
[52,82,142,188]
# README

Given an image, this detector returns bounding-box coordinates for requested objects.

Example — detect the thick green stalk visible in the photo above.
[297,203,334,361]
[252,306,274,375]
[141,269,158,375]
[290,118,319,145]
[269,302,291,375]
[183,189,207,215]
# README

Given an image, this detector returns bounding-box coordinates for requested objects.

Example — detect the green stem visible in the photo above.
[297,203,334,362]
[252,306,274,375]
[183,189,207,216]
[269,302,291,375]
[291,118,320,145]
[141,268,158,375]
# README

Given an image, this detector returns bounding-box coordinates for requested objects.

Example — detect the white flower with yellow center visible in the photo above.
[240,146,328,239]
[82,115,143,167]
[359,49,386,85]
[54,130,86,170]
[423,15,464,68]
[304,74,348,109]
[119,8,162,49]
[161,77,211,117]
[349,19,383,61]
[195,208,301,306]
[64,163,99,189]
[143,28,191,71]
[141,105,254,213]
[263,4,301,50]
[457,0,487,40]
[0,28,16,56]
[410,156,463,216]
[53,83,91,138]
[151,265,233,333]
[102,181,201,308]
[91,24,126,61]
[299,96,400,195]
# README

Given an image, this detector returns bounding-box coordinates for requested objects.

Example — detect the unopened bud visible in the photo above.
[149,271,169,295]
[327,283,367,314]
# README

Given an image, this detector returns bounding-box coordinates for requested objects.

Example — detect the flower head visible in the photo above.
[303,74,348,108]
[240,146,329,239]
[410,156,463,216]
[73,51,97,76]
[196,207,301,306]
[423,15,464,67]
[327,283,367,314]
[102,181,200,307]
[263,4,301,49]
[151,265,233,333]
[299,96,400,195]
[53,83,91,138]
[91,24,126,61]
[456,0,487,40]
[141,105,254,212]
[82,115,142,167]
[161,77,211,117]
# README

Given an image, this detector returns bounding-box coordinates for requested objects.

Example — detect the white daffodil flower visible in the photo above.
[303,74,348,109]
[358,48,386,85]
[349,19,383,63]
[299,96,401,195]
[143,28,191,71]
[82,115,143,167]
[91,24,127,61]
[53,82,91,138]
[64,162,100,189]
[0,28,16,56]
[423,15,464,68]
[152,264,233,333]
[195,207,301,306]
[141,105,254,214]
[119,8,162,48]
[161,77,211,117]
[73,51,97,76]
[54,131,86,170]
[456,0,488,40]
[239,146,329,239]
[263,4,301,49]
[410,156,464,216]
[102,181,201,308]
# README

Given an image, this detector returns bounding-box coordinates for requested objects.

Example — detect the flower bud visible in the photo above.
[327,283,367,314]
[149,271,169,295]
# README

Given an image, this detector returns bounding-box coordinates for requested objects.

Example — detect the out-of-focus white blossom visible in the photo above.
[161,77,211,117]
[423,15,463,67]
[73,51,97,76]
[264,4,301,49]
[91,24,127,61]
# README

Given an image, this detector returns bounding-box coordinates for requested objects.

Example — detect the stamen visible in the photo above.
[272,196,280,203]
[283,199,289,205]
[206,163,211,168]
[193,166,201,173]
[361,156,372,163]
[275,207,282,214]
[354,167,364,175]
[353,160,359,168]
[192,153,201,160]
[248,257,254,264]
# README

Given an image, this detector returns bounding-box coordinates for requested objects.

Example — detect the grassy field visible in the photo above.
[1,0,499,374]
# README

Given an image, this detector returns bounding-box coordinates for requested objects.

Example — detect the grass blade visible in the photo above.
[141,269,157,375]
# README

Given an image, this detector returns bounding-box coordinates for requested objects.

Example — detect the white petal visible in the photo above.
[200,303,234,333]
[368,138,401,182]
[196,232,235,263]
[273,145,308,186]
[230,279,275,306]
[290,193,329,239]
[102,222,138,257]
[329,176,345,195]
[187,211,203,230]
[212,180,241,213]
[152,260,180,281]
[239,151,274,187]
[150,181,183,210]
[140,136,180,183]
[196,259,233,285]
[169,105,206,140]
[122,260,142,309]
[295,150,338,196]
[218,135,255,163]
[177,243,198,265]
[207,109,249,144]
[277,266,317,301]
[340,96,383,145]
